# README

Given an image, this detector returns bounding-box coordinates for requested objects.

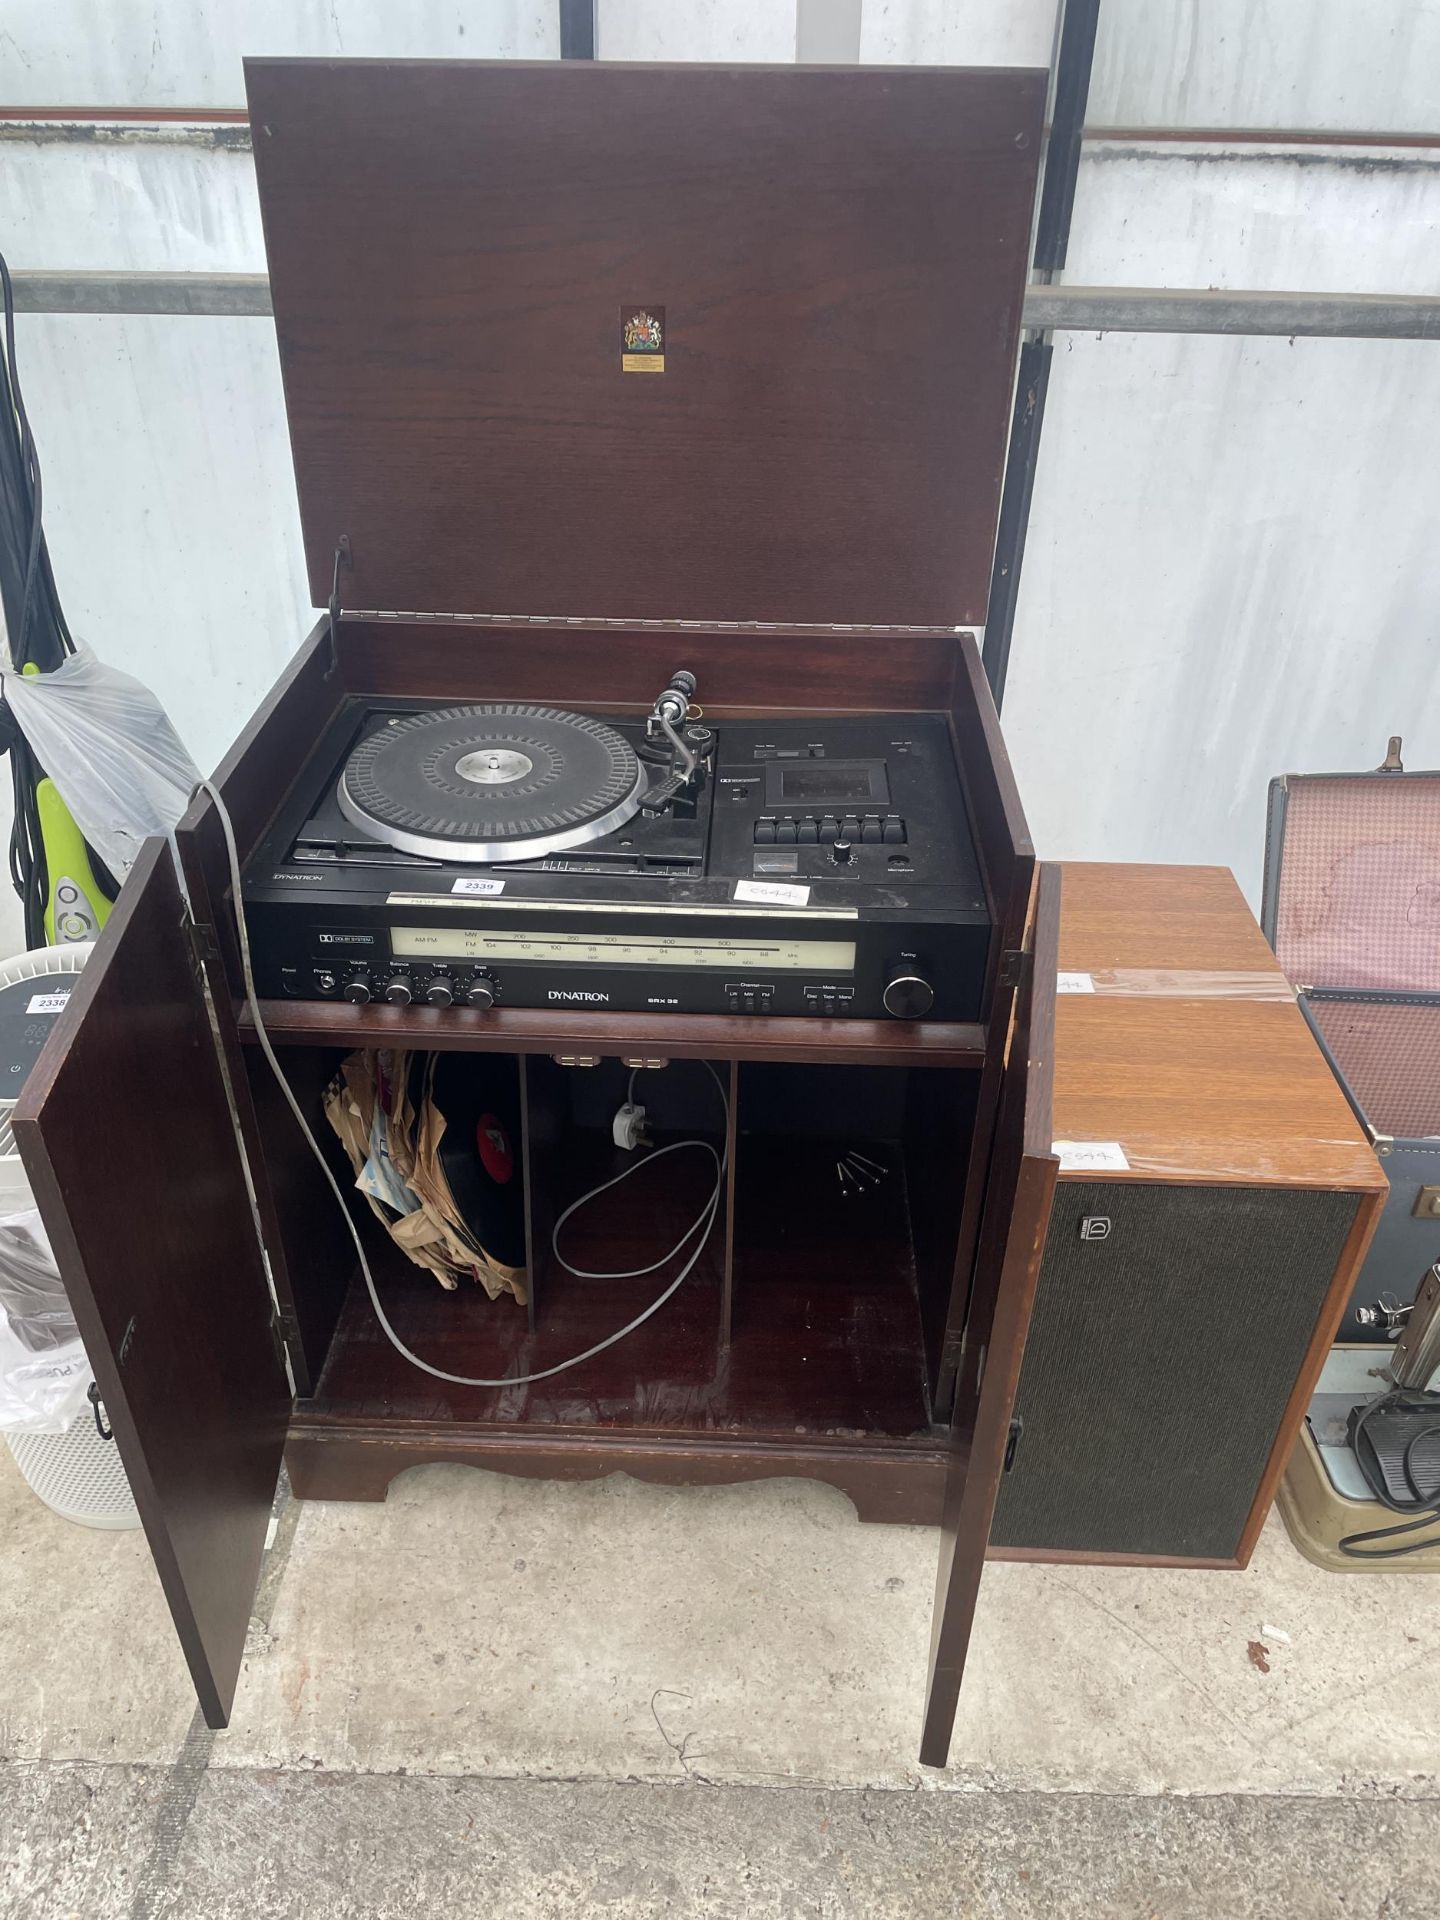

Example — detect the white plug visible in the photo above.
[612,1101,650,1151]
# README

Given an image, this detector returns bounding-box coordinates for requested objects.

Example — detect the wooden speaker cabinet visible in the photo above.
[990,865,1386,1567]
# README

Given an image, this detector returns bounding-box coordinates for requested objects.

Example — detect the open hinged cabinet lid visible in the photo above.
[1264,770,1440,995]
[245,58,1045,631]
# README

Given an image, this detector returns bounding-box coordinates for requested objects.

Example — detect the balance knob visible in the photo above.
[342,974,372,1005]
[383,976,413,1005]
[882,965,934,1020]
[425,977,454,1007]
[465,979,496,1009]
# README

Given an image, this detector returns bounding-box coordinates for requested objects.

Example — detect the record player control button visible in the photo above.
[797,818,819,844]
[753,819,776,845]
[383,975,413,1005]
[861,817,884,844]
[341,972,371,1004]
[883,818,907,844]
[465,976,497,1009]
[424,975,455,1008]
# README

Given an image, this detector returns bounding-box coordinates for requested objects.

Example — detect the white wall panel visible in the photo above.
[0,133,263,272]
[858,0,1055,68]
[0,3,556,108]
[8,315,311,772]
[1069,147,1440,296]
[596,1,796,63]
[1088,0,1440,133]
[0,310,309,954]
[1002,331,1440,908]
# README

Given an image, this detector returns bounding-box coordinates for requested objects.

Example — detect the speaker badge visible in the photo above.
[1079,1216,1112,1241]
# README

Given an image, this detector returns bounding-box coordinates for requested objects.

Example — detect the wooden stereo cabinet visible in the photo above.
[7,62,1383,1771]
[12,58,1057,1769]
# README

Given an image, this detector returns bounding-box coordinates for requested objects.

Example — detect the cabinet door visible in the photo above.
[920,863,1058,1768]
[13,837,288,1729]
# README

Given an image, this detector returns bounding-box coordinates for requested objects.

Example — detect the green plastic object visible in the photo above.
[35,777,111,942]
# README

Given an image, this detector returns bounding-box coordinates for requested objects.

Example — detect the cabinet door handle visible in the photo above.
[87,1380,113,1443]
[1003,1415,1023,1473]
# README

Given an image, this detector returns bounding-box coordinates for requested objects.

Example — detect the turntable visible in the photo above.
[336,704,653,863]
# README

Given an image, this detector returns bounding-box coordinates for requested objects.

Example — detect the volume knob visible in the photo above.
[882,965,934,1020]
[342,974,372,1005]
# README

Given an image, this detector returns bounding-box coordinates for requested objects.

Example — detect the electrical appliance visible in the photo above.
[241,670,992,1021]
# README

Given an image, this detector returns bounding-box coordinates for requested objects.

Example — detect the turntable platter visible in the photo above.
[337,704,647,862]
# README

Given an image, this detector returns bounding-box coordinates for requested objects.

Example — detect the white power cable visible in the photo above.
[200,779,728,1388]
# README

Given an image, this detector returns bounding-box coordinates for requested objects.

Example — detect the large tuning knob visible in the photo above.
[882,964,934,1020]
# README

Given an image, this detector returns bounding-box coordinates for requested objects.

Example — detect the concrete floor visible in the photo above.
[2,1445,1438,1917]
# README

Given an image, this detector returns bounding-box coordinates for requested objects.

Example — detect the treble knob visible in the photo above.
[424,976,454,1007]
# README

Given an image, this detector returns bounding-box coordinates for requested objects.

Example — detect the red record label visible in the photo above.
[475,1114,515,1184]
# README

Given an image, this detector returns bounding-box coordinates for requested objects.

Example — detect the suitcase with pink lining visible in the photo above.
[1262,743,1440,1343]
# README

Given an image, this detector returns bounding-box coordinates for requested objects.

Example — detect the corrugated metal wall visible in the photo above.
[0,1,1436,954]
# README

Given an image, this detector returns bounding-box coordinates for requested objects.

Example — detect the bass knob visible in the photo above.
[465,977,497,1009]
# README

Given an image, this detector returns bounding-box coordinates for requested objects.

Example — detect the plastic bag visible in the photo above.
[0,1207,91,1433]
[2,643,201,876]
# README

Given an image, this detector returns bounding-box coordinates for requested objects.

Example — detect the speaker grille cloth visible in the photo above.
[1272,775,1440,993]
[992,1182,1358,1560]
[1307,994,1440,1140]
